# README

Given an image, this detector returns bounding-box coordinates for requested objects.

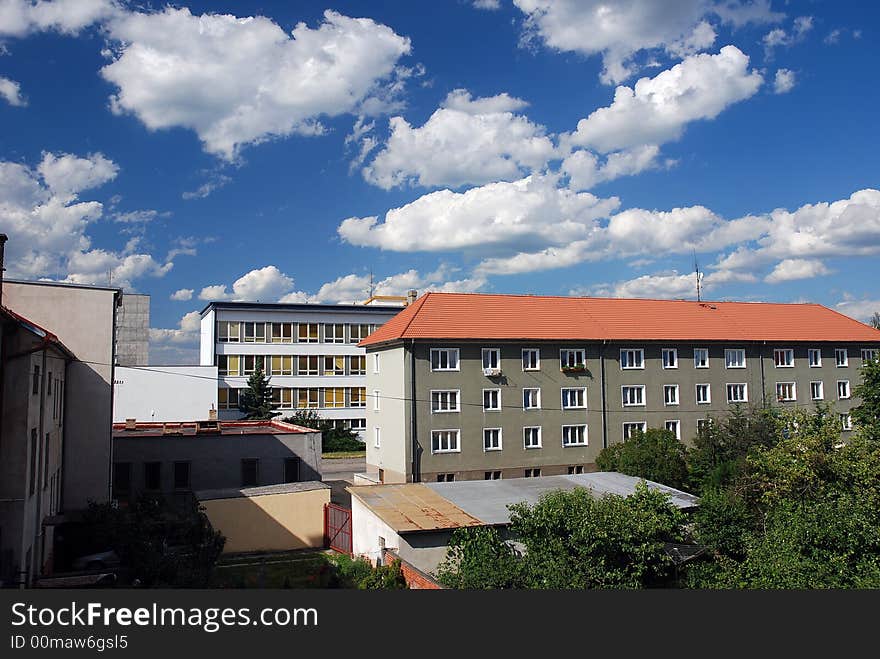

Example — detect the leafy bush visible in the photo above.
[283,410,364,453]
[596,427,689,490]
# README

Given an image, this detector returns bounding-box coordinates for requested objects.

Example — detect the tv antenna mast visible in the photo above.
[694,252,703,302]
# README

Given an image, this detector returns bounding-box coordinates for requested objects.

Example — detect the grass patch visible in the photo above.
[322,451,366,459]
[213,550,334,588]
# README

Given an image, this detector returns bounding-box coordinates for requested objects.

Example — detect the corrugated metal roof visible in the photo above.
[360,292,880,346]
[426,473,700,526]
[347,483,484,533]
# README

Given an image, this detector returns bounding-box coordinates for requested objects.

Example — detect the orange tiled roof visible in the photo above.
[360,293,880,346]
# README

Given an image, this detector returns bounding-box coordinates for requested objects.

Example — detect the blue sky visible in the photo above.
[0,0,878,363]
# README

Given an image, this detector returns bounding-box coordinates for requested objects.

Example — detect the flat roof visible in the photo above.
[5,278,122,294]
[197,481,329,501]
[350,472,699,533]
[347,483,484,533]
[112,419,318,438]
[200,300,404,317]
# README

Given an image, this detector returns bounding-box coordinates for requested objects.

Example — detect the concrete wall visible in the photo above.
[113,365,218,423]
[112,429,322,499]
[5,281,118,508]
[365,345,409,482]
[368,338,880,483]
[200,486,330,553]
[116,294,149,366]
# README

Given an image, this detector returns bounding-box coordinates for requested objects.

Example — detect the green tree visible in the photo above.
[870,311,880,329]
[357,559,408,589]
[686,405,781,494]
[79,495,225,587]
[595,427,689,490]
[238,358,278,420]
[852,354,880,442]
[283,410,365,453]
[437,484,686,589]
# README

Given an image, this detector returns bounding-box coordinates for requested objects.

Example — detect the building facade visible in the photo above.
[115,293,150,366]
[361,293,880,484]
[111,420,322,501]
[199,302,403,436]
[0,307,73,586]
[113,365,219,423]
[4,280,121,509]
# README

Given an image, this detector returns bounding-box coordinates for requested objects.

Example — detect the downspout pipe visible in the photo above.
[600,340,608,450]
[408,339,420,483]
[33,347,47,583]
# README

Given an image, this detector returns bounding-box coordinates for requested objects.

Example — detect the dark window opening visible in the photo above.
[173,462,191,490]
[284,458,301,483]
[113,463,132,500]
[241,459,259,487]
[32,366,40,395]
[144,462,161,491]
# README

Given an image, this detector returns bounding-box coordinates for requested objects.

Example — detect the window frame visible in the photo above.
[665,420,681,440]
[297,355,319,376]
[622,421,647,440]
[862,348,879,363]
[523,426,542,449]
[560,348,586,370]
[324,323,346,344]
[774,348,794,368]
[431,389,461,413]
[522,387,542,410]
[775,381,797,402]
[482,388,501,412]
[810,381,824,401]
[297,323,319,344]
[522,348,540,371]
[694,348,709,369]
[270,322,293,344]
[726,383,748,404]
[661,348,678,369]
[431,429,461,454]
[837,380,851,400]
[724,348,746,369]
[483,427,502,452]
[430,348,460,372]
[663,384,679,406]
[561,387,587,410]
[696,383,712,405]
[620,348,645,370]
[808,348,822,368]
[835,348,849,367]
[561,424,588,447]
[621,385,646,407]
[840,413,853,431]
[481,347,501,370]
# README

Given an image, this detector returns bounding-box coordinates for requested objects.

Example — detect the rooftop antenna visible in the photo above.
[694,251,703,302]
[366,269,375,299]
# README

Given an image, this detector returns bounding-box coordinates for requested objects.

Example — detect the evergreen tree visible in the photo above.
[238,358,278,420]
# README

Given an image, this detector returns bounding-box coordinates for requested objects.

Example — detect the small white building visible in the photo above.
[113,365,219,423]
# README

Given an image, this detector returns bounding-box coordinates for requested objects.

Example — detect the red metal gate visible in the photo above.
[324,503,352,555]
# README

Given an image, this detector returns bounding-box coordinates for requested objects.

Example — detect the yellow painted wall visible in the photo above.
[201,488,330,554]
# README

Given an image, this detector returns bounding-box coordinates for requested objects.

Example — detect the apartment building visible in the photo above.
[200,301,404,435]
[360,293,880,484]
[0,306,73,586]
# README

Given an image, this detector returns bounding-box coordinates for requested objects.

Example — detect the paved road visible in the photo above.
[321,456,365,507]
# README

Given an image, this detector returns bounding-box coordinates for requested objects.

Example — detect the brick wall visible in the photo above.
[383,549,442,590]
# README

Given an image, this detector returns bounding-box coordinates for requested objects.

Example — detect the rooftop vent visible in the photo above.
[196,419,221,434]
[124,418,137,430]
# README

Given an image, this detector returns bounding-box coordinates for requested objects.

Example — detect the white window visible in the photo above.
[562,425,588,447]
[697,419,711,433]
[482,348,501,370]
[808,349,822,368]
[483,428,502,451]
[726,383,748,403]
[522,348,540,371]
[665,420,681,440]
[524,468,542,478]
[561,387,586,409]
[349,324,372,344]
[430,348,460,371]
[774,348,794,368]
[350,418,366,432]
[297,355,319,376]
[837,380,851,400]
[694,348,709,368]
[373,390,381,411]
[374,427,380,448]
[431,390,460,413]
[776,382,796,402]
[323,387,345,409]
[696,383,711,404]
[269,322,293,344]
[243,321,266,343]
[663,384,679,406]
[523,426,542,449]
[217,355,240,376]
[324,324,345,344]
[840,414,853,431]
[622,385,645,407]
[297,323,319,343]
[373,353,380,374]
[560,349,586,370]
[431,429,461,453]
[483,389,501,411]
[218,321,240,343]
[862,348,879,363]
[622,422,647,439]
[350,387,366,408]
[270,355,293,376]
[242,355,262,375]
[835,348,848,367]
[810,381,824,400]
[662,348,678,369]
[725,349,746,369]
[323,355,345,376]
[620,348,644,369]
[523,388,541,410]
[349,355,366,376]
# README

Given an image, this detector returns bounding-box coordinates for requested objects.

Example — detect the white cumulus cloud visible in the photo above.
[99,8,412,160]
[764,258,830,283]
[363,89,556,189]
[170,288,194,301]
[0,0,118,37]
[0,75,26,106]
[198,265,295,301]
[773,68,796,94]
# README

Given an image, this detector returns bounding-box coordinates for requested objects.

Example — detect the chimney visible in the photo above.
[406,289,418,305]
[208,408,218,421]
[0,233,7,308]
